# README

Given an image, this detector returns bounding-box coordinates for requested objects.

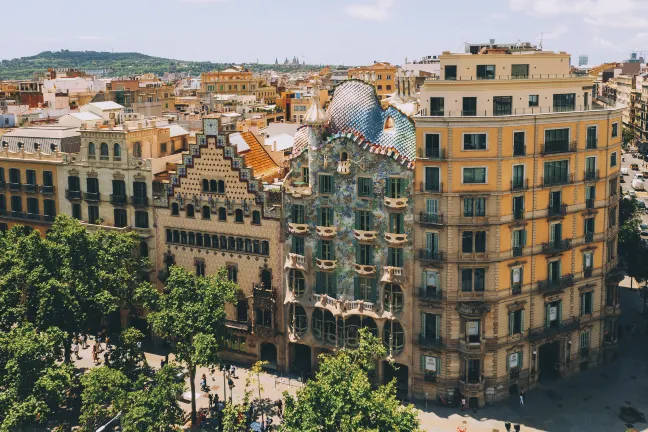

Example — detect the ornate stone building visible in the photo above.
[283,80,417,397]
[154,116,285,369]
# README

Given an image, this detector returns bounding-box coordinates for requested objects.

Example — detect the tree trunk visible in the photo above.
[189,363,197,426]
[63,337,71,363]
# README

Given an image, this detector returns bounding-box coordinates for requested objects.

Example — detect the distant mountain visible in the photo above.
[0,50,326,80]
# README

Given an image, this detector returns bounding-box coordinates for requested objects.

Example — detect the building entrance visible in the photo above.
[538,340,561,381]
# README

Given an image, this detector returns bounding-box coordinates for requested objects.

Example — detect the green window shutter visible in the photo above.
[355,241,361,263]
[315,272,322,294]
[580,294,585,316]
[509,312,514,336]
[355,210,360,230]
[420,355,425,373]
[332,276,337,296]
[421,313,426,337]
[368,180,374,197]
[401,178,408,197]
[316,240,321,259]
[354,276,360,299]
[558,301,563,322]
[545,303,550,328]
[371,279,378,303]
[436,358,441,375]
[368,246,374,266]
[521,229,527,246]
[368,212,374,230]
[435,315,441,339]
[386,178,392,197]
[521,309,525,333]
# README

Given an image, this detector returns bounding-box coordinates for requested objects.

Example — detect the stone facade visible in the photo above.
[154,117,285,370]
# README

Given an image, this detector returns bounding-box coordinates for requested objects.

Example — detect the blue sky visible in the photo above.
[4,0,648,66]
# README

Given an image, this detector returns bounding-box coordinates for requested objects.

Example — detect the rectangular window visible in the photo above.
[585,156,597,178]
[42,171,53,187]
[316,271,336,296]
[580,331,590,358]
[612,122,618,138]
[292,236,304,255]
[72,203,81,220]
[424,167,440,192]
[463,197,485,217]
[195,261,205,277]
[462,231,486,253]
[387,247,403,267]
[461,268,485,292]
[463,133,487,150]
[133,181,147,198]
[493,96,512,116]
[511,64,529,78]
[27,197,38,215]
[543,160,569,185]
[586,126,597,148]
[357,244,373,265]
[610,151,617,167]
[512,165,525,188]
[513,195,524,219]
[509,309,525,335]
[302,167,309,184]
[318,207,333,227]
[608,207,617,228]
[88,205,100,224]
[609,178,617,198]
[529,94,539,107]
[511,266,523,292]
[553,93,576,112]
[291,204,305,224]
[86,177,99,194]
[319,174,334,194]
[462,97,477,116]
[445,65,457,80]
[425,232,439,253]
[476,64,496,80]
[386,178,406,198]
[430,97,444,116]
[463,167,487,184]
[424,134,441,158]
[354,277,374,301]
[135,211,149,228]
[8,168,20,184]
[389,213,404,234]
[355,210,373,231]
[114,209,127,228]
[513,132,525,156]
[357,177,373,197]
[318,240,334,260]
[544,128,570,153]
[25,170,36,185]
[227,265,238,283]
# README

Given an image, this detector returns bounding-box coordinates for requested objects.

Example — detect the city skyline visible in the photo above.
[4,0,648,66]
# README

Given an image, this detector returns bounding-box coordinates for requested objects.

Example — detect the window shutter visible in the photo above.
[315,272,322,294]
[354,276,360,299]
[330,176,335,192]
[420,355,425,373]
[371,278,378,304]
[522,229,527,247]
[355,210,360,230]
[545,303,551,328]
[368,181,374,197]
[558,301,563,322]
[580,294,585,316]
[521,309,525,333]
[386,178,392,197]
[401,179,408,197]
[316,240,321,259]
[368,212,373,230]
[368,246,374,266]
[421,313,426,337]
[509,312,514,336]
[436,357,441,375]
[332,276,337,296]
[355,240,361,263]
[435,315,441,339]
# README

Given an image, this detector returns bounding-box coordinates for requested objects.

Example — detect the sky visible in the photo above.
[4,0,648,66]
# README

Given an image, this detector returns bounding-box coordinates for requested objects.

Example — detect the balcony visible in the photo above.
[537,274,575,293]
[337,160,350,175]
[419,212,444,226]
[225,319,252,333]
[254,325,277,339]
[346,299,375,313]
[385,232,408,246]
[586,198,594,209]
[547,204,568,217]
[285,253,308,271]
[542,174,574,187]
[354,263,376,276]
[418,148,445,160]
[21,184,37,193]
[382,266,405,283]
[10,211,25,219]
[528,317,580,342]
[384,196,408,210]
[7,182,21,192]
[541,239,572,254]
[43,215,56,223]
[541,141,576,155]
[417,249,444,263]
[418,335,444,349]
[418,181,443,194]
[459,378,485,394]
[584,232,594,243]
[418,287,443,302]
[353,229,378,242]
[131,196,149,207]
[253,285,275,300]
[39,185,54,195]
[512,246,523,257]
[316,258,338,271]
[583,169,600,182]
[512,282,522,295]
[288,223,309,235]
[84,192,101,202]
[315,225,337,238]
[65,189,82,200]
[285,183,312,198]
[513,209,524,221]
[26,213,41,220]
[511,178,529,191]
[110,194,128,205]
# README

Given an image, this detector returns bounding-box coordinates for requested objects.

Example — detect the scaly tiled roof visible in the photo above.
[239,132,283,183]
[291,80,416,166]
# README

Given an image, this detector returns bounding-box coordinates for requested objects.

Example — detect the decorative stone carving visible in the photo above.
[456,302,491,318]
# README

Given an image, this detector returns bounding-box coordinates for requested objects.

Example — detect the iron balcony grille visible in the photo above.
[537,274,575,292]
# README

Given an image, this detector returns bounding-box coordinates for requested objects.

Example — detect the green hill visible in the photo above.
[0,50,326,80]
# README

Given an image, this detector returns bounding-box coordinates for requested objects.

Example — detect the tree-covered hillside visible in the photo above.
[0,50,328,80]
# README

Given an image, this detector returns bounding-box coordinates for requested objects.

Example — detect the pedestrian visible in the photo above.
[461,397,466,410]
[520,390,525,407]
[230,365,237,379]
[80,333,86,349]
[97,334,103,352]
[73,341,80,360]
[201,373,208,391]
[105,335,110,351]
[92,345,99,364]
[208,393,213,410]
[160,359,166,369]
[104,351,110,366]
[277,399,283,418]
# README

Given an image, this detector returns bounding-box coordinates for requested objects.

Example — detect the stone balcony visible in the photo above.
[354,229,378,242]
[384,196,408,210]
[315,225,337,238]
[346,300,376,313]
[337,160,351,175]
[316,258,338,271]
[354,263,376,276]
[459,378,485,395]
[285,183,313,198]
[313,293,342,312]
[382,266,406,283]
[288,223,309,235]
[285,253,308,271]
[385,232,408,246]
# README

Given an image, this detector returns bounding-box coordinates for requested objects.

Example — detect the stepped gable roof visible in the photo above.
[290,79,416,167]
[238,132,282,183]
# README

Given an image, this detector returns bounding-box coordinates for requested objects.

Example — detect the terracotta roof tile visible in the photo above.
[239,132,282,182]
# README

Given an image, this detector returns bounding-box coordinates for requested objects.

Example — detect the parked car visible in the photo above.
[637,200,647,209]
[629,190,637,198]
[621,167,630,175]
[632,163,640,170]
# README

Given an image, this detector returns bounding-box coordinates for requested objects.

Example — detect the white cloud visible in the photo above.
[490,12,506,20]
[593,36,615,48]
[179,0,229,3]
[345,0,394,21]
[76,35,113,41]
[508,0,648,27]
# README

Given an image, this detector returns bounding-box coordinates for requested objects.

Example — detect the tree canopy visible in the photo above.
[618,197,648,284]
[281,329,421,432]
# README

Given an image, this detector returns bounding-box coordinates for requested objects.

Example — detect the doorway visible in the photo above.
[261,269,272,289]
[383,361,409,400]
[260,343,277,369]
[291,343,311,378]
[539,340,561,381]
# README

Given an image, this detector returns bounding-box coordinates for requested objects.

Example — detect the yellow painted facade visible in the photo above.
[348,62,398,98]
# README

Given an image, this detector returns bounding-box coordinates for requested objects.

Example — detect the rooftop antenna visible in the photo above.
[539,32,544,50]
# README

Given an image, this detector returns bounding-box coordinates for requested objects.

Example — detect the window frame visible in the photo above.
[462,167,488,184]
[462,133,488,151]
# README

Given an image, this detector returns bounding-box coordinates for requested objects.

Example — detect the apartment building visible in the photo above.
[283,81,417,397]
[348,62,398,98]
[413,48,623,407]
[0,125,79,233]
[154,116,285,369]
[201,67,267,99]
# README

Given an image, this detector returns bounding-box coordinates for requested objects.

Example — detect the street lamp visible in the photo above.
[96,412,121,432]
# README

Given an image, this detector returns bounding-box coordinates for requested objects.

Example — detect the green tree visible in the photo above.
[281,329,420,432]
[79,366,130,431]
[107,328,150,381]
[138,266,238,425]
[622,127,635,148]
[618,197,648,285]
[0,323,75,431]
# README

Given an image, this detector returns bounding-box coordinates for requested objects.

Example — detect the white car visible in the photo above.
[629,190,638,198]
[621,167,629,175]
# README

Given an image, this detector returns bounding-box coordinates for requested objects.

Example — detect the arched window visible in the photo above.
[202,206,210,219]
[312,309,323,340]
[323,310,337,344]
[218,207,226,221]
[235,209,244,223]
[341,152,348,161]
[88,142,96,158]
[133,142,142,158]
[288,270,306,297]
[252,210,261,225]
[100,143,109,159]
[202,179,209,192]
[217,180,225,194]
[210,180,217,192]
[114,143,121,160]
[261,241,269,255]
[383,320,404,354]
[171,202,179,216]
[289,305,307,336]
[384,284,404,313]
[186,204,195,218]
